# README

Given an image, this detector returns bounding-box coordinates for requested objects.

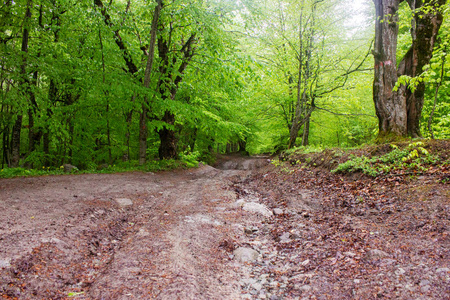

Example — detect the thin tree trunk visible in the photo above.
[288,1,304,149]
[428,50,446,139]
[2,123,10,168]
[10,116,22,167]
[28,5,43,157]
[139,0,162,165]
[289,0,317,149]
[11,0,33,167]
[123,95,135,161]
[99,28,112,164]
[28,69,41,157]
[302,116,310,146]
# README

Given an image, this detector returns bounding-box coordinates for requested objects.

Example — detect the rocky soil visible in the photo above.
[0,154,448,299]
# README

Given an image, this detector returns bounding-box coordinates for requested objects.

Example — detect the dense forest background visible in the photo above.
[0,0,449,170]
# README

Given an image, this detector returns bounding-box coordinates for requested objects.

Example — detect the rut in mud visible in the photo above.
[0,155,449,299]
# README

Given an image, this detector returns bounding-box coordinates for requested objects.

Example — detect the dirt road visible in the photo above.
[0,155,448,299]
[0,157,274,299]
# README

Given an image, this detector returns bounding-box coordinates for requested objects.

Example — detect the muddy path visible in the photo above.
[0,157,272,299]
[1,155,449,299]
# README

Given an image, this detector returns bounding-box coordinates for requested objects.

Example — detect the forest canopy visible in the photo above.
[0,0,448,170]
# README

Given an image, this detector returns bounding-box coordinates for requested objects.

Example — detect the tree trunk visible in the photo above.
[158,111,177,159]
[372,0,405,138]
[123,96,134,161]
[139,0,162,165]
[372,0,445,139]
[288,1,317,149]
[10,116,22,167]
[11,0,33,167]
[404,0,445,137]
[302,116,310,146]
[156,18,196,159]
[28,70,41,156]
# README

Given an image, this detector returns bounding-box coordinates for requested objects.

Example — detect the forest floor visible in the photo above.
[0,146,449,300]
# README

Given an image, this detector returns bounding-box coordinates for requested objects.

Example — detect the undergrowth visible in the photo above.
[332,142,441,177]
[0,157,201,179]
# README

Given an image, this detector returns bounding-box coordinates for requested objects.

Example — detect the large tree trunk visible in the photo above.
[156,18,196,159]
[158,111,177,159]
[403,0,445,137]
[372,0,445,139]
[372,0,406,138]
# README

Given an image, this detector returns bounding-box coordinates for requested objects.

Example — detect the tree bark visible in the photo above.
[11,0,33,167]
[372,0,446,139]
[302,116,310,146]
[28,70,41,156]
[288,0,317,149]
[156,17,196,159]
[139,0,162,165]
[158,111,177,159]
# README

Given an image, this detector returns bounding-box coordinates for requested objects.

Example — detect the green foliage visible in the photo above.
[0,167,65,178]
[0,0,447,175]
[0,159,198,179]
[332,142,440,177]
[179,151,201,168]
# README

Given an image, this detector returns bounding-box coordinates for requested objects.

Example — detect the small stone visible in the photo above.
[273,208,284,215]
[235,199,246,207]
[137,228,150,237]
[0,259,11,268]
[395,268,406,276]
[252,282,263,291]
[243,202,273,217]
[97,163,109,170]
[270,281,279,288]
[300,285,312,292]
[363,249,389,261]
[344,252,357,258]
[436,268,449,273]
[245,227,258,234]
[63,164,78,173]
[115,198,133,207]
[354,279,361,284]
[420,280,430,286]
[301,259,310,266]
[420,285,431,293]
[380,259,397,266]
[279,232,292,243]
[233,247,260,263]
